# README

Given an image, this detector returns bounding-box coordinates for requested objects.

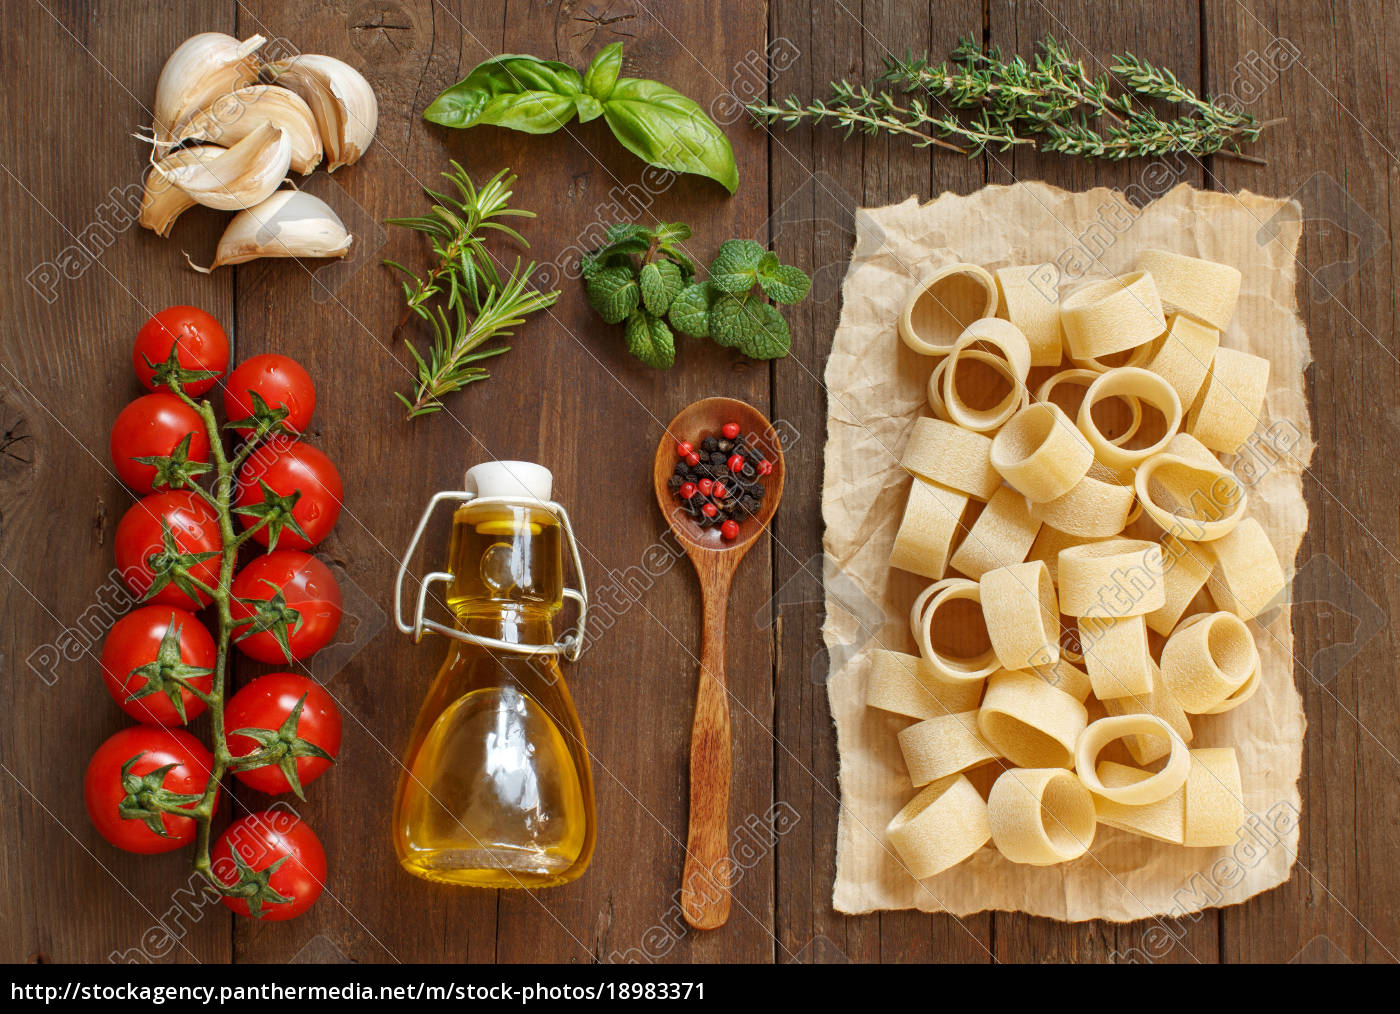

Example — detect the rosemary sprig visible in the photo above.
[750,34,1267,162]
[385,164,559,419]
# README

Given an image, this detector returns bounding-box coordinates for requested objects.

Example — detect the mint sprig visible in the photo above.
[581,227,809,368]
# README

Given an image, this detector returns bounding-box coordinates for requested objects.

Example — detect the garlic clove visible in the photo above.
[153,33,266,145]
[139,144,225,237]
[173,85,323,174]
[188,190,354,272]
[155,122,292,211]
[262,54,377,171]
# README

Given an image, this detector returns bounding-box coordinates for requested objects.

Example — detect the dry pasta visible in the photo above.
[980,561,1060,670]
[865,648,985,720]
[1091,761,1186,844]
[1146,533,1214,636]
[1029,463,1137,538]
[1101,663,1195,765]
[885,775,992,879]
[987,767,1096,865]
[1136,249,1242,331]
[1077,367,1184,470]
[1079,614,1153,699]
[889,478,970,580]
[994,264,1064,366]
[948,486,1041,579]
[1036,368,1144,447]
[913,577,1000,683]
[899,263,998,356]
[1075,715,1190,806]
[1057,538,1166,618]
[1159,611,1258,713]
[1026,527,1104,584]
[1134,437,1248,542]
[1029,657,1093,703]
[1186,346,1270,454]
[1060,271,1165,360]
[989,403,1094,503]
[1143,313,1220,407]
[902,417,1000,500]
[939,341,1029,433]
[898,711,998,785]
[1183,748,1245,847]
[1201,517,1285,620]
[976,670,1087,768]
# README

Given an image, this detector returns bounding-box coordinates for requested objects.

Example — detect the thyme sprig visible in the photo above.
[385,164,559,419]
[750,34,1267,162]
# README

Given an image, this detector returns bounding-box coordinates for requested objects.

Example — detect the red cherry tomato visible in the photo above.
[226,673,341,797]
[212,810,326,921]
[110,393,210,493]
[234,439,343,550]
[84,726,215,854]
[114,491,222,609]
[229,551,342,663]
[100,605,215,725]
[225,355,315,436]
[133,306,229,396]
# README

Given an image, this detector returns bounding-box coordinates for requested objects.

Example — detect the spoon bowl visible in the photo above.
[651,397,785,931]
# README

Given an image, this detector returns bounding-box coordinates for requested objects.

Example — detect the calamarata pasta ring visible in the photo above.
[1076,366,1183,470]
[913,577,1000,684]
[1075,714,1190,806]
[1035,368,1143,447]
[899,263,998,356]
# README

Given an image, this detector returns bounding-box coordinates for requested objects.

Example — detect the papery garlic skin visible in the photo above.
[191,190,354,272]
[139,144,226,236]
[155,122,292,211]
[263,54,378,171]
[174,85,323,174]
[153,33,266,144]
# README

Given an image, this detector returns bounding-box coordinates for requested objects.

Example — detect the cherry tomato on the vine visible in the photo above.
[114,490,223,609]
[100,605,215,725]
[84,726,215,854]
[110,393,210,493]
[226,673,341,797]
[133,306,229,396]
[235,439,343,550]
[211,810,326,921]
[225,355,315,436]
[229,551,342,663]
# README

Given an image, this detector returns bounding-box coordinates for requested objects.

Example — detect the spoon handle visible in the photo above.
[680,561,734,930]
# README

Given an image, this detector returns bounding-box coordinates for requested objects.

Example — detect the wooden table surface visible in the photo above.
[3,0,1396,965]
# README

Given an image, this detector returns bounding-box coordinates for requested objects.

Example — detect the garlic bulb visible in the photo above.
[189,190,353,272]
[153,33,266,144]
[263,54,377,171]
[174,85,323,174]
[139,145,225,237]
[154,122,292,211]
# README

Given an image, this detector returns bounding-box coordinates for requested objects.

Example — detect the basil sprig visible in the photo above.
[424,43,738,194]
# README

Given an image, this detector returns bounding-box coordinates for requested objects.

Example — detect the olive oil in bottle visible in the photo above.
[392,463,595,888]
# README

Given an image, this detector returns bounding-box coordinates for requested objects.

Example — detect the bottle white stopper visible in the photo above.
[463,460,553,503]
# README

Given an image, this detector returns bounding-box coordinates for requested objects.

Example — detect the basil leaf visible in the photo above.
[584,43,623,101]
[601,78,739,193]
[425,55,583,133]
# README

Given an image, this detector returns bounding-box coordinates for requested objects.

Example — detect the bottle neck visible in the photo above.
[453,602,556,649]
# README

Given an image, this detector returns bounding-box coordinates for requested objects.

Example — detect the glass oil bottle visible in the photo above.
[392,462,594,888]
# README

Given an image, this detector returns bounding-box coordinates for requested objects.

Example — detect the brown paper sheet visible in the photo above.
[822,182,1312,923]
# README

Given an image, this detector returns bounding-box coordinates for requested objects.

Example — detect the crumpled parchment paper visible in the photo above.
[823,182,1312,922]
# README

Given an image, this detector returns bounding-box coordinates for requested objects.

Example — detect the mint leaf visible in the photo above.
[585,265,640,323]
[640,259,682,315]
[624,310,675,369]
[757,262,811,304]
[709,239,766,292]
[709,293,792,359]
[668,281,715,337]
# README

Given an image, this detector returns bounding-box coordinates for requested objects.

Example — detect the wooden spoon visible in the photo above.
[651,397,785,931]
